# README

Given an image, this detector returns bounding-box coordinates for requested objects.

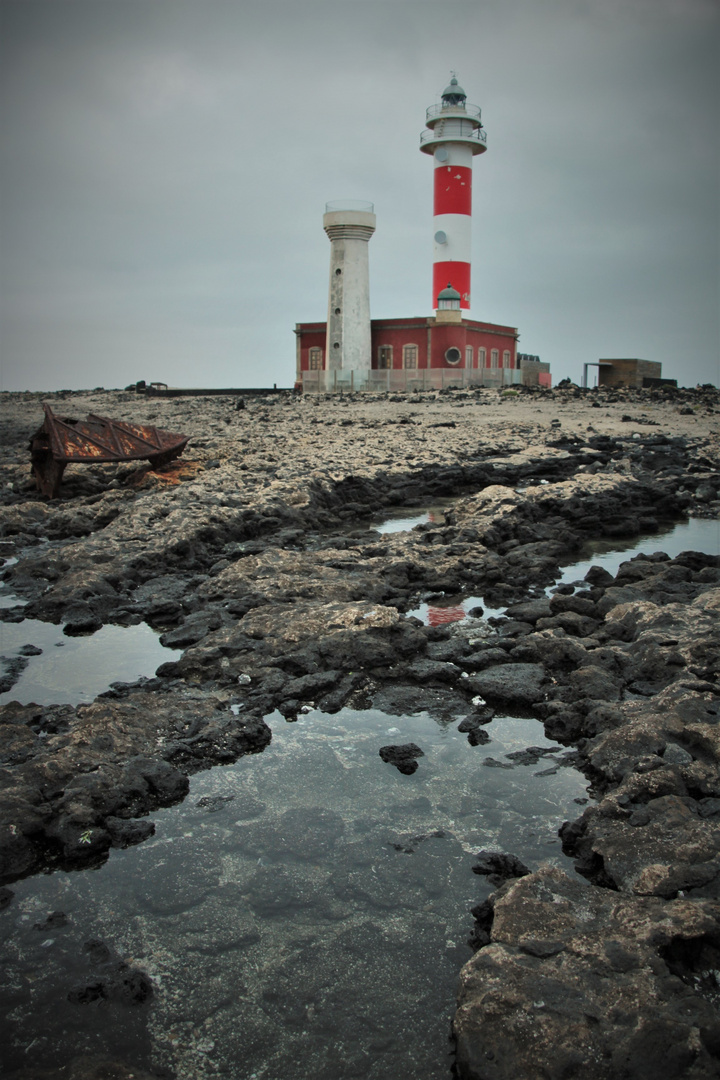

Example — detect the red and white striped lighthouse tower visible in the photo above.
[420,75,487,311]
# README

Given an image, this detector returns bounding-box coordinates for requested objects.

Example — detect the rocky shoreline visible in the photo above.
[1,384,718,1079]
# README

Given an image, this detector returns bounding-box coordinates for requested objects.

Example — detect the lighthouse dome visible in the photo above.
[441,76,467,105]
[437,283,461,302]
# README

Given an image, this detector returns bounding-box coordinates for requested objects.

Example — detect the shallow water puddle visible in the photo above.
[407,594,506,626]
[0,620,181,706]
[374,501,456,534]
[404,517,718,626]
[0,707,590,1080]
[553,516,719,589]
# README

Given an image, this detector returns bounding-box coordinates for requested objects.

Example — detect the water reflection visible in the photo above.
[0,620,181,706]
[554,516,719,589]
[374,503,455,535]
[0,708,590,1080]
[407,594,506,627]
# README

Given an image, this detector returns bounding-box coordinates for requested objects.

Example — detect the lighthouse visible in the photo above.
[420,75,487,311]
[295,77,541,392]
[323,200,376,373]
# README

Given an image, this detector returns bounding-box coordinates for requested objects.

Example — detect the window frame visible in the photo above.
[402,343,418,369]
[377,345,393,370]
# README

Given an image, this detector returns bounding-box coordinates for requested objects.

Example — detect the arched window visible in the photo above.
[309,347,323,370]
[403,344,418,369]
[479,347,487,368]
[491,349,499,369]
[378,345,393,369]
[465,346,473,368]
[502,350,510,369]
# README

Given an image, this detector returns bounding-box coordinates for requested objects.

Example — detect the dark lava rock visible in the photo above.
[457,708,496,732]
[33,910,69,930]
[378,743,425,775]
[68,939,154,1007]
[584,564,615,586]
[0,654,29,692]
[505,746,558,766]
[63,604,104,636]
[196,793,236,812]
[18,643,43,656]
[504,598,552,622]
[159,607,224,647]
[467,728,491,746]
[468,663,546,706]
[455,866,720,1080]
[472,850,531,886]
[104,816,156,849]
[370,683,472,720]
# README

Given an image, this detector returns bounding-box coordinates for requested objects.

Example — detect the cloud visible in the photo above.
[1,0,717,390]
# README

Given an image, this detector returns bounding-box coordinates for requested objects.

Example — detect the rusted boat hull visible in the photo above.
[30,403,190,497]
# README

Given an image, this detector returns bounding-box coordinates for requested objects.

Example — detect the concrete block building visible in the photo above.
[582,359,668,389]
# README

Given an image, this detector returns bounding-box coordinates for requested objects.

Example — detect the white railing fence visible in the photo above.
[301,368,522,393]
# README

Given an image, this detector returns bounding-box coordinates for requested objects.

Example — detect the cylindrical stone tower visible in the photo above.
[323,200,376,372]
[420,76,487,311]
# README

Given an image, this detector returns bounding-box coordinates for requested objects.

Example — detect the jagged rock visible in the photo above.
[378,743,425,775]
[455,866,720,1080]
[467,663,546,706]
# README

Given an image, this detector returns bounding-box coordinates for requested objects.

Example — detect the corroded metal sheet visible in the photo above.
[30,403,190,497]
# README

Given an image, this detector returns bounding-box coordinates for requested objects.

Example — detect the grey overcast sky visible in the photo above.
[1,0,718,391]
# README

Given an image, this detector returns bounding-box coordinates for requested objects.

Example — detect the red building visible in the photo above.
[295,309,523,392]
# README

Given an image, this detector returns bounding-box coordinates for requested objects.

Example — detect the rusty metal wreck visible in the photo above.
[30,402,190,497]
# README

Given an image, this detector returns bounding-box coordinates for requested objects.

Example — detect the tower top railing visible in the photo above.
[420,127,487,148]
[325,200,374,214]
[426,102,482,123]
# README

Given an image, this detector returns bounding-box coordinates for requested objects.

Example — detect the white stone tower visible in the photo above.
[420,76,487,311]
[323,200,376,371]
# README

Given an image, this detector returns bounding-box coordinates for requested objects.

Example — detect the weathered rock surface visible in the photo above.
[456,866,720,1080]
[0,385,718,1077]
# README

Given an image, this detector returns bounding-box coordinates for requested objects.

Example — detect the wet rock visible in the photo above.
[378,743,425,775]
[565,793,720,898]
[370,683,473,720]
[33,910,68,930]
[68,939,154,1006]
[584,564,615,586]
[104,816,155,848]
[471,850,530,886]
[159,606,225,647]
[406,658,462,683]
[455,866,720,1080]
[504,597,552,622]
[467,663,546,706]
[18,643,42,656]
[505,745,557,766]
[0,654,29,693]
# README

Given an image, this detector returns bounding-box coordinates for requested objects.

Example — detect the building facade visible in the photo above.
[295,313,530,391]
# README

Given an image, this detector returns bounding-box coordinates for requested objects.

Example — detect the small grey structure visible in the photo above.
[324,201,376,372]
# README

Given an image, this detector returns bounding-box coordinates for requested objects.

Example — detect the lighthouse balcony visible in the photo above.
[419,127,487,154]
[426,102,482,125]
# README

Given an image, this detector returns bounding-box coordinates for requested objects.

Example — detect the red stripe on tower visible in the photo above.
[433,166,472,216]
[433,262,471,308]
